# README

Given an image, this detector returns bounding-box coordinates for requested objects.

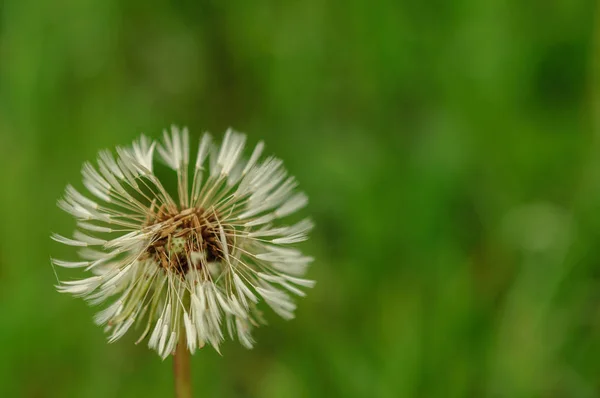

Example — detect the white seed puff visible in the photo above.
[52,126,315,359]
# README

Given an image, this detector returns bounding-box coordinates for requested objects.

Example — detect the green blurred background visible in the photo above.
[1,0,599,397]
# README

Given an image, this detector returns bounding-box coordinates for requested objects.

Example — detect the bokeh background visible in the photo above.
[1,1,599,397]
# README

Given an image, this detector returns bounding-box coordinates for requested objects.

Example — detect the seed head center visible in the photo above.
[144,205,228,276]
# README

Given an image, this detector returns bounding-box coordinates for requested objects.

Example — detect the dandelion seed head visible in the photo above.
[52,126,314,358]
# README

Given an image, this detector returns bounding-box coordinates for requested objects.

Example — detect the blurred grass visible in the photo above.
[1,0,600,397]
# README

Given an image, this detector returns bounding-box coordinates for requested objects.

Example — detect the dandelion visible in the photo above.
[52,127,314,368]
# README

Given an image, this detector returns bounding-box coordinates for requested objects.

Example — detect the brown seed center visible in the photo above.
[144,205,230,276]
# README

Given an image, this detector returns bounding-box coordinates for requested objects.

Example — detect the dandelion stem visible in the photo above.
[173,335,192,398]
